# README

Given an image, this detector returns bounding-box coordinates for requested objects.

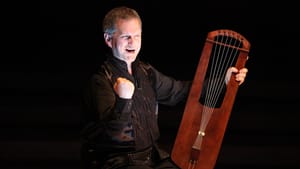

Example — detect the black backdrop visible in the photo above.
[1,0,299,169]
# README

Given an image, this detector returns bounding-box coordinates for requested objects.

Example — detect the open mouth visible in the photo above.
[126,49,135,53]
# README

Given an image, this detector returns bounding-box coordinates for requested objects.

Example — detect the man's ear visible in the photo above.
[104,33,112,47]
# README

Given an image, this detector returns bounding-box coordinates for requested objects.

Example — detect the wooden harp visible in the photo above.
[171,29,251,169]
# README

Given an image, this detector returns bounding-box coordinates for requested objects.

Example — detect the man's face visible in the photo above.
[109,18,142,63]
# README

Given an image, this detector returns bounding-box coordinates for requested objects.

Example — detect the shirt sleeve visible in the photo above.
[81,71,133,141]
[148,65,192,106]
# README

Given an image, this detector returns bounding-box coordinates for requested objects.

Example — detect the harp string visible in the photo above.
[198,33,242,146]
[206,32,241,109]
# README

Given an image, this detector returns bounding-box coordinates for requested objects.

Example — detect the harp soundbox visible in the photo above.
[171,29,251,169]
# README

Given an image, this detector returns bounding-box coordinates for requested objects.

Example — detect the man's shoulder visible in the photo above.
[138,60,152,70]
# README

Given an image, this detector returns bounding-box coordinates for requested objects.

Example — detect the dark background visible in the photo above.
[1,0,299,168]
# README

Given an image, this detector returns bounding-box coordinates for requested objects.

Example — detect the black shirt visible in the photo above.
[80,55,191,154]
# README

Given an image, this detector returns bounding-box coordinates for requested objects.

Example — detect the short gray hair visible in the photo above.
[102,6,142,35]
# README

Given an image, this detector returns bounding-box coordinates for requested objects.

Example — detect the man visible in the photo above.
[80,6,248,169]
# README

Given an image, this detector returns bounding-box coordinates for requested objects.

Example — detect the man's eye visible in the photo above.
[121,35,130,39]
